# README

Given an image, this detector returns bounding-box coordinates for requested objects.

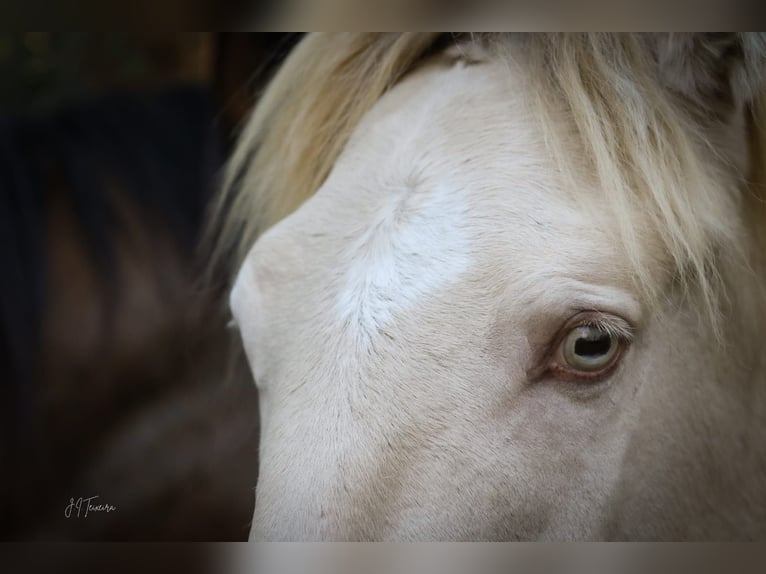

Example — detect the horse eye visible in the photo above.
[560,325,620,373]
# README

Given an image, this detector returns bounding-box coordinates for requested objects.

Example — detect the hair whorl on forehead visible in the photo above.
[210,33,766,332]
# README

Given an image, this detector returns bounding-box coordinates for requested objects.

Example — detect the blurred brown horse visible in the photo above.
[0,34,303,541]
[0,84,264,540]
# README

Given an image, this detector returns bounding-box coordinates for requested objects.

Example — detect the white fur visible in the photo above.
[336,182,471,349]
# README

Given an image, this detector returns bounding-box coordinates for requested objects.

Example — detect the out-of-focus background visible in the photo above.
[0,33,302,541]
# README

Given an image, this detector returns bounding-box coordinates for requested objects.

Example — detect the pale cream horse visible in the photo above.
[213,33,766,540]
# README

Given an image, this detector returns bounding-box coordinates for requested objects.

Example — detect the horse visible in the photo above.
[0,85,261,540]
[212,33,766,540]
[1,33,305,541]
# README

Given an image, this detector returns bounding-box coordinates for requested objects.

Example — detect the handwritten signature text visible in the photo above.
[64,496,117,518]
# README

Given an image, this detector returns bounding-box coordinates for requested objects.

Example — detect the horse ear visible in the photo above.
[646,33,766,117]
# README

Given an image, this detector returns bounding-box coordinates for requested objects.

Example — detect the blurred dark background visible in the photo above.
[0,33,302,541]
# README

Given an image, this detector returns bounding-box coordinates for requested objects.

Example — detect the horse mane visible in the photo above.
[211,33,766,332]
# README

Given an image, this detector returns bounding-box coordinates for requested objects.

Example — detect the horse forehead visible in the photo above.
[253,59,640,325]
[248,59,616,298]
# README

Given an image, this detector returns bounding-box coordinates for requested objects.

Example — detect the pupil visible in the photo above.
[574,333,611,357]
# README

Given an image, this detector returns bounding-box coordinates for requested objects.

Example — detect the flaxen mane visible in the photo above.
[210,33,766,330]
